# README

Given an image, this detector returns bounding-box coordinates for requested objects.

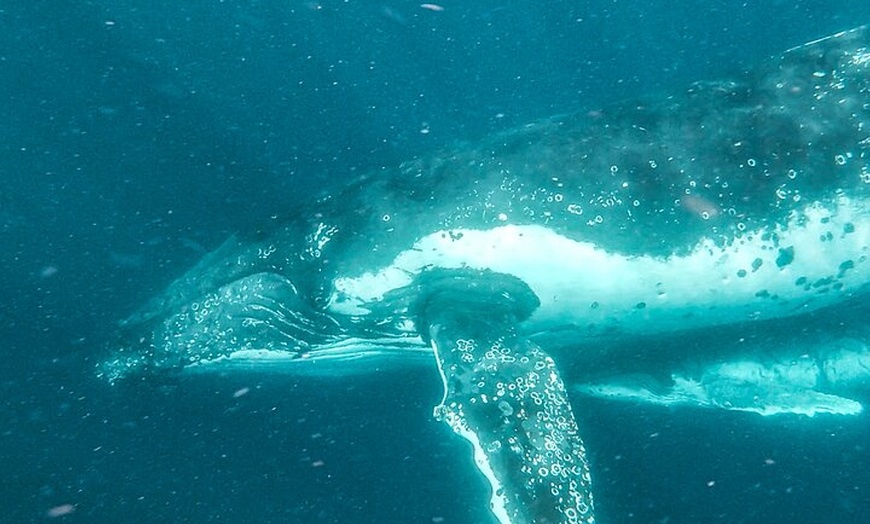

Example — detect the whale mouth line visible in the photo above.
[183,336,432,376]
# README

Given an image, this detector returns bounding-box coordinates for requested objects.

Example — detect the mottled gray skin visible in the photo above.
[103,27,870,524]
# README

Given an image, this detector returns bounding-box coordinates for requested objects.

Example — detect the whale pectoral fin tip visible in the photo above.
[428,319,595,524]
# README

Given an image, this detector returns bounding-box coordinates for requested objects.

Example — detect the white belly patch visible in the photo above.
[328,195,870,336]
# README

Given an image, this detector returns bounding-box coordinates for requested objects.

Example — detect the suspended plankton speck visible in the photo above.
[233,387,250,398]
[46,505,75,518]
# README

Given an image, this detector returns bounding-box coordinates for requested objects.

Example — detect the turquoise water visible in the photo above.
[3,1,870,522]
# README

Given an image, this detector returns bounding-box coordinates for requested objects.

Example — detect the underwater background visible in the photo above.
[3,1,870,522]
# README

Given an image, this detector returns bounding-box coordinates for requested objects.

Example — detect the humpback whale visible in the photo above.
[101,27,870,524]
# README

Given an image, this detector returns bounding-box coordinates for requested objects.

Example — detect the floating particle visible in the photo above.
[233,387,250,398]
[46,504,75,518]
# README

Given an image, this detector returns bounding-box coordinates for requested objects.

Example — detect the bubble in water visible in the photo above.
[498,400,514,417]
[567,204,584,215]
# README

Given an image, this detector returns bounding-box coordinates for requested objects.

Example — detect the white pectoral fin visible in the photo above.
[699,361,866,417]
[705,384,864,417]
[576,374,865,417]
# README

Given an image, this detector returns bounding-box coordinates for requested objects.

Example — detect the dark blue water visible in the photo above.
[3,1,870,522]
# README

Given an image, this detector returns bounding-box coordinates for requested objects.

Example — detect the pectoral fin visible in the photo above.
[411,268,595,523]
[428,317,594,524]
[701,377,864,417]
[577,371,864,417]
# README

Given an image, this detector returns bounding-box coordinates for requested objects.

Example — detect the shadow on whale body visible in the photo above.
[101,26,870,524]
